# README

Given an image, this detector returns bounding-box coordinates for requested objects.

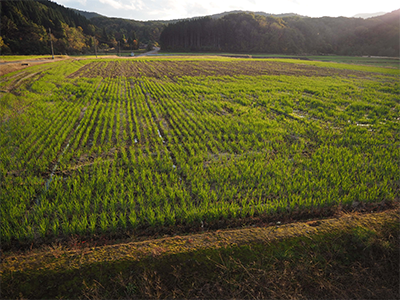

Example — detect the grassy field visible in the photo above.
[0,55,68,62]
[68,49,148,58]
[0,50,146,62]
[1,56,399,298]
[1,57,399,249]
[305,55,400,68]
[158,53,400,68]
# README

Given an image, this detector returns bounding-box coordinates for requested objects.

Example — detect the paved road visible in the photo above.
[137,47,160,57]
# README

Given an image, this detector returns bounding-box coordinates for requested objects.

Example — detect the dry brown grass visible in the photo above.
[2,208,398,299]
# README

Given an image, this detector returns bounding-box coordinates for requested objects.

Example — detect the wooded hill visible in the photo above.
[0,0,161,55]
[88,17,164,51]
[160,10,400,56]
[1,0,96,54]
[1,0,399,57]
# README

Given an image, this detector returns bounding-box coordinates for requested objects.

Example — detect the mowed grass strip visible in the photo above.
[2,209,398,299]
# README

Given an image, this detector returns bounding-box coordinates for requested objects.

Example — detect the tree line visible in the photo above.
[1,0,95,54]
[0,0,163,55]
[160,11,400,56]
[89,17,164,51]
[1,0,399,56]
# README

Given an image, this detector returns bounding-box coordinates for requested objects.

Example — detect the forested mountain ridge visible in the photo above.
[75,9,300,48]
[199,10,303,20]
[160,10,400,56]
[1,0,97,54]
[88,17,164,50]
[353,12,387,19]
[1,0,399,57]
[0,0,157,55]
[71,9,105,20]
[153,10,303,24]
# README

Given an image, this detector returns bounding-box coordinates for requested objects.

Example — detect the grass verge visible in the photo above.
[0,55,67,62]
[1,208,398,299]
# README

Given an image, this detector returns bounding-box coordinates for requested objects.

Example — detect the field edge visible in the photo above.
[2,207,399,299]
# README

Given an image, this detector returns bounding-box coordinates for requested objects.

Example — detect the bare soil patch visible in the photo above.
[68,60,370,79]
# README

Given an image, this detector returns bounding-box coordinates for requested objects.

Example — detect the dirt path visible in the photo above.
[0,48,161,76]
[0,57,69,76]
[2,208,398,274]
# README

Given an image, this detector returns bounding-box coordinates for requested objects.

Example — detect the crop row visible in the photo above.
[1,59,399,245]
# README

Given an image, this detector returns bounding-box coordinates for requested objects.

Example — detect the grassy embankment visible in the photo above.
[0,55,68,62]
[1,209,399,299]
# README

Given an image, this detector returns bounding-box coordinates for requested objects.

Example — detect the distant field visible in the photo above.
[0,55,67,62]
[159,52,400,69]
[0,52,144,62]
[2,53,399,68]
[68,49,148,58]
[306,55,400,68]
[0,57,399,247]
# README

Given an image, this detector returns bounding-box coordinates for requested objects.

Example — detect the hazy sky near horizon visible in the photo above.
[55,0,399,21]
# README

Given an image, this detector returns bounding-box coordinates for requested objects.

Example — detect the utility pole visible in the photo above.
[118,41,120,56]
[93,36,97,58]
[48,28,54,59]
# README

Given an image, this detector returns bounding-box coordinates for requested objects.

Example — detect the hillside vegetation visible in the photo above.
[0,0,160,55]
[160,10,400,56]
[1,1,399,56]
[1,0,96,54]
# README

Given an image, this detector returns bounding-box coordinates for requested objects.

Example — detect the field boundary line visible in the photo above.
[2,208,398,274]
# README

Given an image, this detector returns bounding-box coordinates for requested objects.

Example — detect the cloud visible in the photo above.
[99,0,122,9]
[99,0,145,10]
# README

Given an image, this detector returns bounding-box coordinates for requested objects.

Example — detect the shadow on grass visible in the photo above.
[3,212,399,299]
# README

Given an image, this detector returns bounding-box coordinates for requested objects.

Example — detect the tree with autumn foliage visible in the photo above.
[1,0,106,55]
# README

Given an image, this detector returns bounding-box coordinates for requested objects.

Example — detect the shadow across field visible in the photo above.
[2,209,398,299]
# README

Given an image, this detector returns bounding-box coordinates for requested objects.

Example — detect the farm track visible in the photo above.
[6,71,42,93]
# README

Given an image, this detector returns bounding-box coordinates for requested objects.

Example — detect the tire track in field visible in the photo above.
[83,81,109,155]
[35,79,104,206]
[94,78,113,149]
[122,77,140,148]
[2,71,43,93]
[138,80,204,204]
[155,80,225,155]
[138,81,177,170]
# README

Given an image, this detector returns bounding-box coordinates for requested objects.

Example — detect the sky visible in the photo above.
[54,0,400,21]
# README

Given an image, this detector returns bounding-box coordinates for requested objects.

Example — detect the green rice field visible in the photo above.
[1,57,399,246]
